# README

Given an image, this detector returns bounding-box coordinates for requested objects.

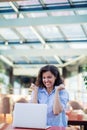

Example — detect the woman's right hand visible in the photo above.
[30,83,38,92]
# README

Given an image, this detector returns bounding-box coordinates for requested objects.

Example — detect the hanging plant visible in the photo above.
[21,77,31,88]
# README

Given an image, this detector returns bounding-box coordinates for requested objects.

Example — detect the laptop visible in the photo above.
[12,103,49,129]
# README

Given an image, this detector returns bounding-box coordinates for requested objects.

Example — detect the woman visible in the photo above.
[30,65,69,127]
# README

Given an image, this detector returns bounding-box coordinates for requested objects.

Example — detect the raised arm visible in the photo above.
[53,84,65,115]
[30,83,38,103]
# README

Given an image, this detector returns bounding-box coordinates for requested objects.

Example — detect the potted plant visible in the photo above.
[7,83,13,94]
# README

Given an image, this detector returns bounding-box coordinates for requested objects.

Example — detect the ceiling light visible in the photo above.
[5,41,8,46]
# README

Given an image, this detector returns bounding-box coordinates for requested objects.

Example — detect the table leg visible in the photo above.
[83,125,87,130]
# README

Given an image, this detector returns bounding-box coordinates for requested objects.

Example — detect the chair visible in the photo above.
[69,101,84,110]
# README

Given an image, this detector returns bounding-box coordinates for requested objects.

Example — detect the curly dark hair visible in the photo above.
[35,65,63,88]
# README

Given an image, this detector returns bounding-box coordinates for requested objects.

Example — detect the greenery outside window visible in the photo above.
[82,65,87,89]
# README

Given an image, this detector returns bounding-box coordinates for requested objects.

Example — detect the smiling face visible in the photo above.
[42,71,56,91]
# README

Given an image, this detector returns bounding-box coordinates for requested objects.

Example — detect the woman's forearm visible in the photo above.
[31,90,38,103]
[53,89,63,115]
[30,83,38,103]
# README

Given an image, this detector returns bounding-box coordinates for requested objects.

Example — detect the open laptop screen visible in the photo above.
[12,103,48,129]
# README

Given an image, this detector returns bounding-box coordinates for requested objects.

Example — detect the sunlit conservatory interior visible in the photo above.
[0,0,87,125]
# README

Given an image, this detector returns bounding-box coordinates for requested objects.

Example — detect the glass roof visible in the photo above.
[0,0,87,76]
